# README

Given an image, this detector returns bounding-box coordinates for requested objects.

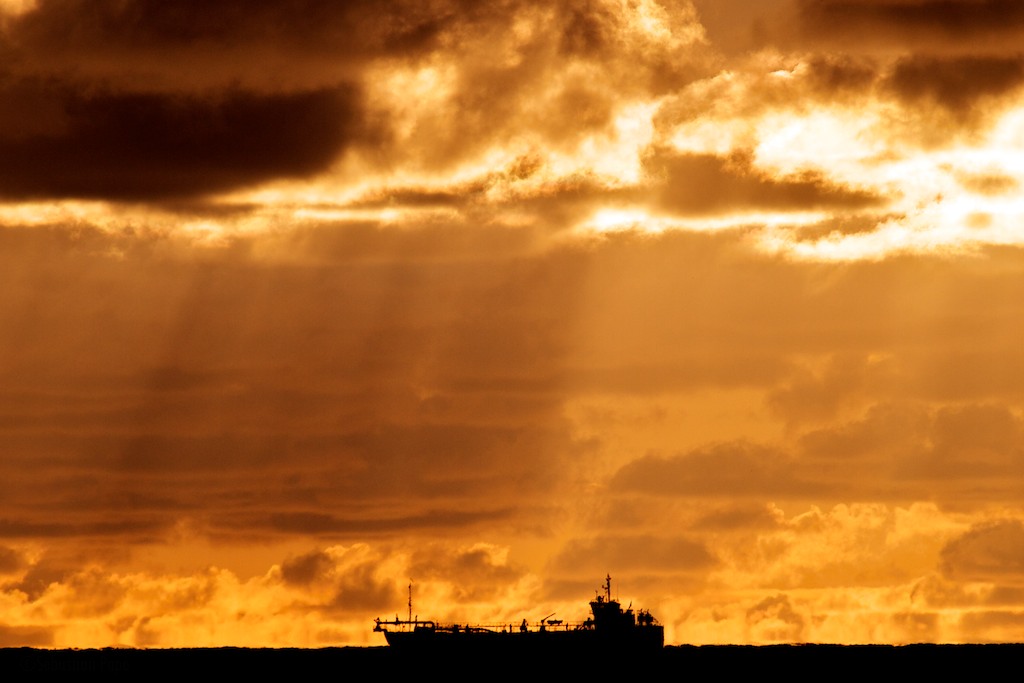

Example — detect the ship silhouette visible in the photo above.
[374,574,664,654]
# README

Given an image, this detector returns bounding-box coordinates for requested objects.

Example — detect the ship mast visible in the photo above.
[408,581,413,623]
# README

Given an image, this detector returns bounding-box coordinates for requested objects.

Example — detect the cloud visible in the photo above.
[791,403,1024,502]
[0,1,694,203]
[3,0,1024,650]
[797,403,930,461]
[55,567,129,618]
[2,219,1024,567]
[263,509,514,536]
[849,404,1024,490]
[278,543,532,620]
[329,564,400,613]
[0,543,412,646]
[5,557,70,601]
[941,520,1024,583]
[693,504,785,532]
[646,150,883,216]
[0,546,25,574]
[344,156,640,226]
[885,55,1024,116]
[0,625,54,647]
[956,171,1019,196]
[280,549,334,587]
[408,544,525,600]
[691,0,798,55]
[746,593,805,642]
[611,442,819,498]
[709,503,957,591]
[550,534,717,573]
[927,404,1024,472]
[276,545,400,614]
[890,611,940,642]
[0,517,172,541]
[767,354,873,425]
[801,54,880,97]
[0,222,594,550]
[360,1,709,173]
[3,0,465,89]
[958,610,1024,642]
[798,0,1024,52]
[0,83,367,200]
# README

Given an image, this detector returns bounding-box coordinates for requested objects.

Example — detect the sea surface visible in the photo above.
[1,643,1019,676]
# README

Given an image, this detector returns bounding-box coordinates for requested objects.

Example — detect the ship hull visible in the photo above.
[382,626,664,655]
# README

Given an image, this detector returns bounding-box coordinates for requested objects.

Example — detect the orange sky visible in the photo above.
[2,0,1024,647]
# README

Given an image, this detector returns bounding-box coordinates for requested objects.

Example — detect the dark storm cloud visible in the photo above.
[0,1,712,203]
[646,150,883,215]
[0,0,471,202]
[802,54,880,95]
[0,1,495,201]
[885,55,1024,115]
[800,0,1024,48]
[0,82,366,200]
[6,0,463,69]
